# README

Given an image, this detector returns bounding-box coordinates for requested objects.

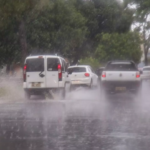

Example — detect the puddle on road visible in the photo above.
[0,81,150,150]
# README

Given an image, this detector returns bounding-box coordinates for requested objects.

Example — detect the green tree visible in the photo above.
[95,32,142,63]
[79,57,100,69]
[26,0,87,62]
[0,0,43,65]
[74,0,135,57]
[0,0,137,68]
[131,0,150,65]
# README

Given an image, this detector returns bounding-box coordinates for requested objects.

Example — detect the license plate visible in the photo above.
[32,82,41,87]
[72,81,80,84]
[115,87,126,91]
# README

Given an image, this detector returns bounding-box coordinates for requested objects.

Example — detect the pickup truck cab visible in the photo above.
[101,61,141,94]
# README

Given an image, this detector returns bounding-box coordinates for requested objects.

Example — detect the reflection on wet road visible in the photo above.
[0,82,150,150]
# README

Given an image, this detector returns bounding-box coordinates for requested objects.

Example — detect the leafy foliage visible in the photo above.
[26,0,87,60]
[131,0,150,65]
[0,0,142,68]
[79,57,100,69]
[95,32,142,63]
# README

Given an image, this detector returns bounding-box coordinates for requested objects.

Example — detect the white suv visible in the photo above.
[68,65,98,89]
[23,55,69,99]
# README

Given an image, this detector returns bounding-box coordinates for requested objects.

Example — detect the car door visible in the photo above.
[89,67,98,86]
[61,58,66,86]
[26,56,46,88]
[46,56,59,88]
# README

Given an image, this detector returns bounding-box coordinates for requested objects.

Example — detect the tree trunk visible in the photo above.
[19,20,27,64]
[6,64,10,75]
[144,49,148,66]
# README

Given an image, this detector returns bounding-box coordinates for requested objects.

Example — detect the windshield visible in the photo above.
[68,67,86,74]
[26,58,44,72]
[106,62,137,71]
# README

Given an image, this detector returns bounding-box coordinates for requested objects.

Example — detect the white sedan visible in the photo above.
[67,65,98,88]
[141,66,150,80]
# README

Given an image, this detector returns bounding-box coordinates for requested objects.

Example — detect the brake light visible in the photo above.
[136,72,140,78]
[23,64,27,82]
[102,72,106,78]
[85,73,90,77]
[58,64,62,81]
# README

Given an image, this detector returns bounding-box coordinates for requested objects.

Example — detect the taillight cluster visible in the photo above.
[23,64,27,82]
[84,73,90,77]
[136,72,140,78]
[102,72,106,78]
[58,64,62,81]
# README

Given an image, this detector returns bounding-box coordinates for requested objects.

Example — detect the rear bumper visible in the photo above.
[70,79,91,86]
[23,81,66,89]
[102,81,141,91]
[24,88,64,95]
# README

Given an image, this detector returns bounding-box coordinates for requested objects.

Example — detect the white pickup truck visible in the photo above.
[101,61,141,94]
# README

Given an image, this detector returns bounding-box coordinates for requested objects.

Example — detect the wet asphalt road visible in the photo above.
[0,82,150,150]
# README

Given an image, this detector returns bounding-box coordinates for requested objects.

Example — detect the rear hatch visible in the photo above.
[26,56,46,88]
[68,67,88,84]
[105,62,138,81]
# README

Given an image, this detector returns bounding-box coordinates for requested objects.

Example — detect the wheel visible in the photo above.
[134,86,142,99]
[101,87,109,100]
[59,85,66,99]
[62,87,66,99]
[65,82,71,93]
[25,91,31,100]
[89,80,93,89]
[95,79,99,89]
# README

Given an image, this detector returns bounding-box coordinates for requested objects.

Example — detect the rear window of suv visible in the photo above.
[26,58,44,72]
[105,62,137,71]
[68,67,86,74]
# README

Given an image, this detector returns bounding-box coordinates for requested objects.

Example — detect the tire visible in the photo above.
[135,86,142,99]
[25,91,31,100]
[62,87,66,99]
[89,80,93,89]
[59,84,66,99]
[95,79,99,89]
[101,87,109,100]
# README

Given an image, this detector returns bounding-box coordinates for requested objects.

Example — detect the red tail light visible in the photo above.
[23,64,27,82]
[136,72,140,78]
[58,64,62,81]
[85,73,90,77]
[102,72,106,78]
